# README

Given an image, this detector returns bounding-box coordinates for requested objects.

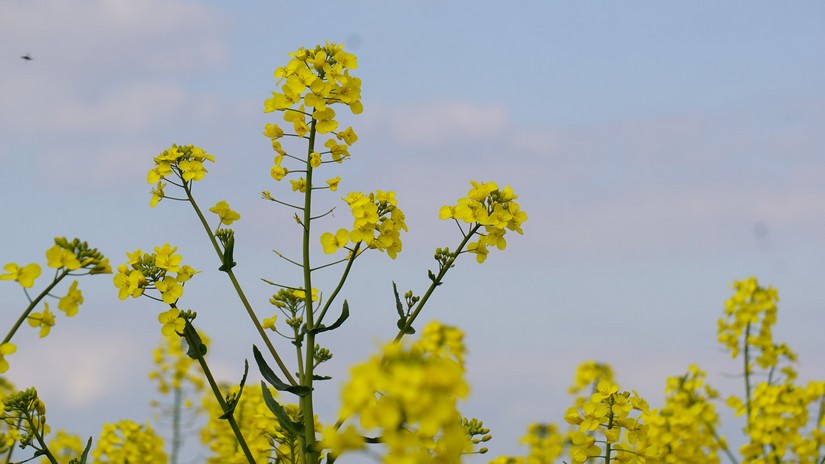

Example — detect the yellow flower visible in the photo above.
[337,127,358,145]
[158,308,185,337]
[262,315,277,331]
[27,303,56,338]
[155,276,183,304]
[46,245,82,270]
[290,177,307,192]
[149,181,166,207]
[113,265,146,300]
[208,200,241,226]
[320,229,350,254]
[0,343,16,373]
[263,123,284,139]
[154,244,182,273]
[58,280,83,317]
[271,155,288,181]
[309,152,322,168]
[326,176,341,192]
[0,262,41,288]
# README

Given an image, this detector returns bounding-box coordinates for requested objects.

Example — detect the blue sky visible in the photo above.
[2,1,825,461]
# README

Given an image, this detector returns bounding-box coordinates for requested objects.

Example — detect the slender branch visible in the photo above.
[315,243,361,326]
[264,195,304,210]
[183,182,296,386]
[272,249,303,268]
[309,208,336,220]
[182,322,257,464]
[393,223,481,342]
[3,269,69,345]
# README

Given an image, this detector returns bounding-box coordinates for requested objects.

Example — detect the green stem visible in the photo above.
[2,270,69,345]
[30,416,58,464]
[183,183,296,386]
[393,224,481,342]
[743,322,753,427]
[182,322,257,464]
[704,421,739,464]
[604,402,614,464]
[171,385,182,464]
[315,242,361,326]
[300,118,320,464]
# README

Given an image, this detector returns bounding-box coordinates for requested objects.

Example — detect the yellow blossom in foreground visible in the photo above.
[158,308,184,337]
[0,262,41,288]
[320,229,350,254]
[326,175,341,191]
[0,343,16,373]
[209,200,241,225]
[45,245,81,270]
[332,321,470,462]
[27,303,56,338]
[42,429,85,464]
[92,420,167,464]
[58,280,83,317]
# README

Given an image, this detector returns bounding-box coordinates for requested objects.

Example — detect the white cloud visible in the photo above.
[10,333,143,409]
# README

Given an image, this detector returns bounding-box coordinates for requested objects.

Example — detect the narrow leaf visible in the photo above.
[77,437,93,464]
[312,375,332,381]
[392,281,404,317]
[253,345,312,397]
[311,300,349,335]
[260,381,303,436]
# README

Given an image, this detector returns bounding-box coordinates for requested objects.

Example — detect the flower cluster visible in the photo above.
[1,237,108,371]
[1,388,48,454]
[717,276,779,362]
[520,423,565,463]
[42,429,85,463]
[201,384,307,463]
[563,379,658,463]
[91,420,167,464]
[568,361,615,395]
[148,330,207,396]
[327,321,470,462]
[439,181,527,263]
[645,365,725,463]
[113,244,198,335]
[734,381,825,462]
[321,190,408,259]
[262,43,360,204]
[147,144,215,206]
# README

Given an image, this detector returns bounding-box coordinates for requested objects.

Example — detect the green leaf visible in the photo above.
[392,281,404,317]
[184,321,207,359]
[312,375,332,381]
[427,269,442,286]
[310,300,349,335]
[218,234,237,272]
[252,345,311,397]
[77,437,93,464]
[219,360,249,419]
[260,381,303,436]
[396,317,415,334]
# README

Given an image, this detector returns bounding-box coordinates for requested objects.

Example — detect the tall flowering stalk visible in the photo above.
[120,42,527,464]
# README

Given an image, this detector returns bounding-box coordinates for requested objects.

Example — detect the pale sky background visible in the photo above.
[2,1,825,462]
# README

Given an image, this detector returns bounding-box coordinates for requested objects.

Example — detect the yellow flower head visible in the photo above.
[46,245,82,270]
[0,262,41,288]
[158,308,185,337]
[209,200,241,226]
